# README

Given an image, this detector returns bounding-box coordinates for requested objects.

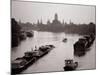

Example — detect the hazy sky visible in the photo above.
[12,1,96,24]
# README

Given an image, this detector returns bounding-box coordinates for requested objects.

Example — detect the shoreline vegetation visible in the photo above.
[20,22,95,34]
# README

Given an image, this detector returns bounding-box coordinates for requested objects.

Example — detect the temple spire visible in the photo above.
[62,19,64,25]
[37,19,40,25]
[40,17,43,24]
[47,19,50,24]
[19,19,21,24]
[54,13,58,20]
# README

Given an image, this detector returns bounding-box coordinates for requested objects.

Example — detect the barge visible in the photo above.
[74,34,95,56]
[11,45,55,74]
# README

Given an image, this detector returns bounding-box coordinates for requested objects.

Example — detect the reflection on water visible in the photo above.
[11,31,95,73]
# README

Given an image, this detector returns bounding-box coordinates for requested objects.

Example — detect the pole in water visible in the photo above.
[35,45,37,50]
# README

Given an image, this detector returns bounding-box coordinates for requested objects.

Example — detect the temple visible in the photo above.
[37,13,65,25]
[52,13,61,25]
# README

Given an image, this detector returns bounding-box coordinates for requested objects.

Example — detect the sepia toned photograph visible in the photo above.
[11,0,96,74]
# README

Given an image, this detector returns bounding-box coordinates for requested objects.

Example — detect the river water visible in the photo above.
[11,31,96,74]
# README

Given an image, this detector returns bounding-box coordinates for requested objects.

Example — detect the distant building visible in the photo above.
[52,13,61,25]
[37,18,43,25]
[37,13,68,26]
[47,19,51,25]
[40,18,43,24]
[55,13,58,21]
[37,20,40,25]
[69,19,74,25]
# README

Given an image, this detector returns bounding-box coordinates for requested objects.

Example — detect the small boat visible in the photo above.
[62,38,67,42]
[26,31,33,37]
[19,32,26,40]
[64,59,78,71]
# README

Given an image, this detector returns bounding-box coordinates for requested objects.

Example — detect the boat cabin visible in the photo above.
[39,46,49,52]
[79,38,87,44]
[24,52,34,58]
[24,50,39,57]
[65,60,73,64]
[12,59,27,68]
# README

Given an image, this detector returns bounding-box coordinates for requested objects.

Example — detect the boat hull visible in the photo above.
[11,57,36,74]
[64,61,78,71]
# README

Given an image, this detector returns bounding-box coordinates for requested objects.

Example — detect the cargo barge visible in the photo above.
[11,45,55,74]
[74,34,95,57]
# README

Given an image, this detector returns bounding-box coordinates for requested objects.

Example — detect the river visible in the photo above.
[11,31,96,74]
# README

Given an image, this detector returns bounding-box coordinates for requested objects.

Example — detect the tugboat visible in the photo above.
[62,38,67,42]
[63,59,78,71]
[11,44,55,74]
